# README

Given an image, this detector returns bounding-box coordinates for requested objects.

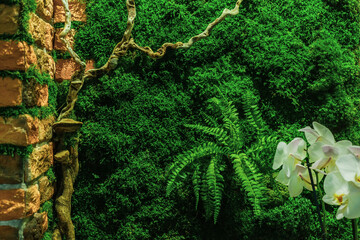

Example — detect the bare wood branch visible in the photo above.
[85,0,244,79]
[60,0,86,70]
[84,0,136,79]
[178,0,244,49]
[58,0,87,121]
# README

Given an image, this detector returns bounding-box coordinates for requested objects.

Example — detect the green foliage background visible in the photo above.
[56,0,360,239]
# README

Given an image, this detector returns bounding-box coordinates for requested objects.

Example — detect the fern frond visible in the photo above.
[206,157,224,224]
[166,142,226,196]
[184,124,230,145]
[242,92,267,134]
[231,153,266,216]
[192,164,202,210]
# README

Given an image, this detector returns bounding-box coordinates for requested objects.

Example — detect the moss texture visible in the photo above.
[52,0,360,239]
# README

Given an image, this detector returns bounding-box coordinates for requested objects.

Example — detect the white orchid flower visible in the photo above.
[273,138,306,171]
[323,171,360,219]
[273,138,320,197]
[309,140,352,173]
[299,122,335,145]
[336,153,360,187]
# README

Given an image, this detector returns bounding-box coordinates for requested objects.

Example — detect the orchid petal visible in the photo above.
[299,126,318,145]
[308,142,325,163]
[273,142,287,170]
[288,172,303,197]
[323,172,348,197]
[348,146,360,158]
[313,122,335,145]
[336,154,359,182]
[336,204,347,220]
[275,169,289,185]
[345,184,360,219]
[287,138,306,160]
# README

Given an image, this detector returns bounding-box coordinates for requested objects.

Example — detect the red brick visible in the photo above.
[0,115,40,146]
[35,0,53,22]
[0,225,18,240]
[55,59,95,82]
[0,154,22,184]
[0,41,37,71]
[0,77,22,107]
[0,189,25,221]
[0,4,20,35]
[0,186,40,221]
[25,143,53,182]
[28,12,54,51]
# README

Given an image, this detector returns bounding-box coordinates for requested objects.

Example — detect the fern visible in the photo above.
[231,153,267,216]
[184,124,229,145]
[166,142,227,196]
[192,164,202,210]
[206,157,224,224]
[167,95,269,224]
[242,90,267,134]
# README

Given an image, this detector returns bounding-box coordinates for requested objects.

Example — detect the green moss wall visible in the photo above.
[54,0,360,239]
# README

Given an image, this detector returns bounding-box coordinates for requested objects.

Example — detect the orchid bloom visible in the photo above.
[308,140,352,173]
[273,138,316,197]
[299,122,335,145]
[336,153,360,187]
[323,171,360,219]
[299,122,351,173]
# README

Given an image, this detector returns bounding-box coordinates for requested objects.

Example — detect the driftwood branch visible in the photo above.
[57,0,86,122]
[84,0,244,80]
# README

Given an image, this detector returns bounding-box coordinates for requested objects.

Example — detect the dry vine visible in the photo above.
[53,0,244,239]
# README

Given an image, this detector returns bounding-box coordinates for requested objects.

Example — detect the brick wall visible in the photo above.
[0,0,87,239]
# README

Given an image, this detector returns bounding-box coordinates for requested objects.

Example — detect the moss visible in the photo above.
[0,0,36,44]
[0,144,33,158]
[45,167,56,183]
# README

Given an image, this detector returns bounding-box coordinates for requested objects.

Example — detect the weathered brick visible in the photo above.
[25,185,40,218]
[25,143,53,182]
[28,12,54,51]
[53,0,86,23]
[0,77,22,107]
[54,28,76,52]
[23,212,48,240]
[23,80,49,107]
[35,0,53,22]
[0,4,20,35]
[0,115,40,146]
[0,41,37,71]
[35,48,55,79]
[38,176,54,204]
[0,154,22,184]
[0,189,25,221]
[55,59,95,82]
[38,116,55,143]
[0,186,40,221]
[0,225,19,240]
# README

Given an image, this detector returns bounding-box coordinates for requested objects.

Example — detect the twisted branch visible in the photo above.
[85,0,244,80]
[57,0,86,122]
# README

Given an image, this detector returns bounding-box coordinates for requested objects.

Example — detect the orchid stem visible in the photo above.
[306,157,326,240]
[316,173,328,238]
[352,219,358,240]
